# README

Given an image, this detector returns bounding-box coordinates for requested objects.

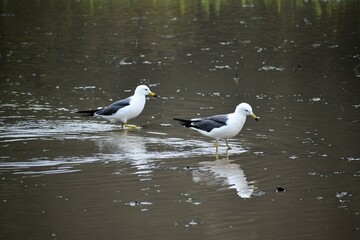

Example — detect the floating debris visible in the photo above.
[255,94,268,100]
[185,219,199,227]
[253,151,265,156]
[258,65,285,72]
[214,65,231,69]
[184,197,202,206]
[124,201,153,207]
[219,41,233,45]
[344,155,360,161]
[335,192,351,198]
[73,86,96,90]
[276,187,286,192]
[288,155,299,160]
[119,58,134,65]
[159,123,173,127]
[310,97,321,102]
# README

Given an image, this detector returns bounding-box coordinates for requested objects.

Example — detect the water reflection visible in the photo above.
[96,132,156,180]
[94,131,247,168]
[193,156,255,198]
[0,119,117,141]
[0,120,248,176]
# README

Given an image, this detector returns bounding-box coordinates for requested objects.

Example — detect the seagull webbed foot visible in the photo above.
[122,123,142,130]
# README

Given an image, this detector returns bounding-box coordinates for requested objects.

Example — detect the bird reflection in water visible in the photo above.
[96,131,156,177]
[94,130,231,175]
[95,131,255,196]
[192,153,255,198]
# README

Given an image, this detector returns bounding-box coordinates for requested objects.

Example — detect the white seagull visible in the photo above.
[77,85,156,128]
[174,103,259,158]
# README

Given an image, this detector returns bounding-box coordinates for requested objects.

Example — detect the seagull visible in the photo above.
[174,103,259,159]
[76,85,156,129]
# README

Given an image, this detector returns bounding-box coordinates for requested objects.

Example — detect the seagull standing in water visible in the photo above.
[174,103,259,159]
[77,85,156,129]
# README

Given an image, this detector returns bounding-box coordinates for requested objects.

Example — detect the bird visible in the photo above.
[76,85,156,129]
[174,103,259,159]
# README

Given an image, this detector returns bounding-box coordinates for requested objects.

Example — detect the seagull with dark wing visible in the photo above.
[174,103,259,159]
[77,85,156,129]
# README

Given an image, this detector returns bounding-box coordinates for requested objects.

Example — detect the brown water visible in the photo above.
[1,0,360,239]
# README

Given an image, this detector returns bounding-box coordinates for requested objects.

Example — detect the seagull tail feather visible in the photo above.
[76,109,98,116]
[173,118,193,128]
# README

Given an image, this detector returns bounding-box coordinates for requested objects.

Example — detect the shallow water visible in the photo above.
[1,0,360,239]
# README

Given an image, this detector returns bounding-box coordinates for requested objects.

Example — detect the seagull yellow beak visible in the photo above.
[149,91,157,98]
[250,114,259,121]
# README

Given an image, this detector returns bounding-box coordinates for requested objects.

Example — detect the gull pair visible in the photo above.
[77,85,259,158]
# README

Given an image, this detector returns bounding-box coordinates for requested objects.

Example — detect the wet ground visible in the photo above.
[1,0,360,239]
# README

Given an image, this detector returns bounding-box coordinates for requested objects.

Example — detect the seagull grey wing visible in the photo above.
[193,115,228,132]
[206,114,228,125]
[95,97,131,116]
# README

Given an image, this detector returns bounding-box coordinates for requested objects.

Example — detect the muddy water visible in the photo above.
[1,0,359,239]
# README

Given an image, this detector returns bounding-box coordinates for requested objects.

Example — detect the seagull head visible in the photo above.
[235,103,259,121]
[134,85,156,98]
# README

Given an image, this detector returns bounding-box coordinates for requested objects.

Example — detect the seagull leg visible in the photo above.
[225,139,232,150]
[215,140,219,160]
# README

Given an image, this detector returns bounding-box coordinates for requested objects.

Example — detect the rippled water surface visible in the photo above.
[1,0,359,239]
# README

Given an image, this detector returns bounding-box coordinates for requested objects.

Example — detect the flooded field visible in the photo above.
[1,0,359,239]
